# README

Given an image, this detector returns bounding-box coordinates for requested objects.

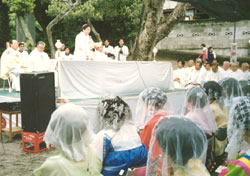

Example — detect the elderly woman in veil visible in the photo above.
[134,87,170,150]
[183,86,217,136]
[92,95,147,176]
[146,116,210,176]
[33,104,102,176]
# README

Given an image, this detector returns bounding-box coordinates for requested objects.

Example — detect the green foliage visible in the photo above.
[2,0,35,16]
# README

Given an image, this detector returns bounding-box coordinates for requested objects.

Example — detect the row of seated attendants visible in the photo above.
[33,78,250,176]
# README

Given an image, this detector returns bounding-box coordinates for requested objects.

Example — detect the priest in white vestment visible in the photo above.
[28,41,50,72]
[103,40,114,60]
[203,62,211,78]
[205,63,223,82]
[61,48,73,60]
[241,63,249,80]
[186,62,205,88]
[73,24,94,60]
[173,60,186,89]
[114,39,129,61]
[221,61,231,78]
[0,40,27,91]
[94,43,109,61]
[228,62,244,80]
[18,42,29,66]
[183,59,195,85]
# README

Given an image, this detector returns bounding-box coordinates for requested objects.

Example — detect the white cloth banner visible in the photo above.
[58,61,174,99]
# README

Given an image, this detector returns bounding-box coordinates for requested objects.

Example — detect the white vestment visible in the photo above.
[242,70,249,80]
[18,50,29,66]
[0,47,25,91]
[114,45,129,61]
[173,68,185,89]
[205,70,223,82]
[94,51,109,61]
[203,69,211,79]
[103,45,114,59]
[228,69,244,80]
[61,54,73,60]
[221,69,232,78]
[74,32,94,60]
[55,50,66,61]
[28,48,50,72]
[183,66,195,85]
[187,69,206,88]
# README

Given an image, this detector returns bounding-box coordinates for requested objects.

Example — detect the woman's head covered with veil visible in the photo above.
[134,87,169,128]
[44,103,92,161]
[226,96,250,160]
[95,95,132,132]
[183,86,217,135]
[146,116,209,176]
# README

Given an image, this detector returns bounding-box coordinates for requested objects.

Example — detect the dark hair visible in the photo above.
[156,117,206,165]
[239,80,250,97]
[187,87,208,108]
[219,78,242,98]
[203,81,223,101]
[205,63,211,66]
[195,62,202,68]
[208,47,212,51]
[211,63,218,67]
[177,60,185,67]
[19,42,25,47]
[201,44,206,47]
[82,24,90,30]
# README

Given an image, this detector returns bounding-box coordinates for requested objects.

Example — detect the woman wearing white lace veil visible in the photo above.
[92,95,147,176]
[33,103,102,176]
[219,97,250,176]
[134,87,170,129]
[218,77,243,111]
[183,86,217,136]
[239,80,250,97]
[146,116,209,176]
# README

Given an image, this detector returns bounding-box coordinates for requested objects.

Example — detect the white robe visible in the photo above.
[94,51,109,61]
[114,45,129,61]
[187,69,206,88]
[73,32,94,60]
[173,68,185,89]
[203,69,211,79]
[205,70,223,82]
[61,54,73,60]
[0,47,25,91]
[55,50,66,61]
[103,45,114,59]
[18,50,29,66]
[242,70,249,80]
[228,69,244,80]
[221,69,232,78]
[28,48,50,72]
[183,66,195,85]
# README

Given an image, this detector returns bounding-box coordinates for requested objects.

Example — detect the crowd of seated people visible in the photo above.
[33,71,250,176]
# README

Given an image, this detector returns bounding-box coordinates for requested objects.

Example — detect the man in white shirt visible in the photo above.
[241,63,249,80]
[186,62,205,88]
[0,40,27,91]
[173,60,186,89]
[205,63,223,82]
[28,41,50,72]
[73,24,94,60]
[221,61,231,78]
[203,63,211,78]
[184,59,195,85]
[114,39,129,61]
[103,40,114,60]
[228,62,244,80]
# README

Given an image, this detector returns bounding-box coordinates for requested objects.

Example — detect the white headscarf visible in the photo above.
[226,96,250,160]
[146,116,209,176]
[134,87,170,129]
[44,103,93,161]
[183,86,217,135]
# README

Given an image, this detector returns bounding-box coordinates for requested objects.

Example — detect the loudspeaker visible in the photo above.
[20,72,56,132]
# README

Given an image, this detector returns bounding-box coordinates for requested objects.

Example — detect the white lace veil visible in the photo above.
[239,80,250,97]
[182,86,217,135]
[94,95,132,133]
[146,116,209,176]
[226,96,250,160]
[202,81,224,105]
[218,77,243,111]
[134,87,170,129]
[44,103,93,161]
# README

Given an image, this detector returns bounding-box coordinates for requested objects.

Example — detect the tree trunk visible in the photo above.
[87,18,102,42]
[129,2,188,61]
[0,0,10,52]
[17,15,35,48]
[46,0,81,58]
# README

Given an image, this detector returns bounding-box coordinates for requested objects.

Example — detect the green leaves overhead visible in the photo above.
[2,0,35,16]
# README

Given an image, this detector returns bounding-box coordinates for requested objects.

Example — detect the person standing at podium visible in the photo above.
[114,39,129,61]
[28,41,50,72]
[73,24,94,60]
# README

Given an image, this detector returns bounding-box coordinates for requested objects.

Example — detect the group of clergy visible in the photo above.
[73,24,129,61]
[173,58,249,89]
